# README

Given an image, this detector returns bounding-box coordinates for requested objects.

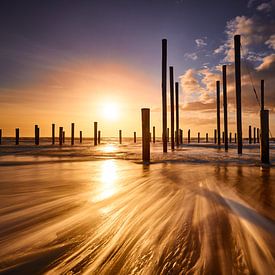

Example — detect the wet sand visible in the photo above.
[0,141,274,274]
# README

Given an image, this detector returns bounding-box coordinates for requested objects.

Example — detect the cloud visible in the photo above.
[184,52,198,60]
[195,38,207,48]
[265,34,275,50]
[257,2,273,12]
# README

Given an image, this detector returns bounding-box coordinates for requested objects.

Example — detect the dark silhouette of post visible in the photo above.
[119,130,122,144]
[141,108,150,163]
[153,126,156,143]
[206,133,208,143]
[188,129,190,143]
[222,65,228,151]
[71,123,75,145]
[234,34,242,154]
[170,66,175,150]
[134,132,136,143]
[249,125,252,144]
[63,131,65,144]
[80,131,82,143]
[35,125,39,145]
[229,132,232,143]
[175,82,179,147]
[234,133,237,143]
[15,128,19,145]
[216,81,221,146]
[98,130,101,144]
[222,131,224,143]
[0,129,2,145]
[167,128,169,142]
[198,132,200,143]
[214,129,217,144]
[257,128,260,143]
[59,127,63,146]
[162,39,167,153]
[52,124,55,145]
[260,80,269,164]
[180,129,183,144]
[253,127,256,144]
[94,122,98,146]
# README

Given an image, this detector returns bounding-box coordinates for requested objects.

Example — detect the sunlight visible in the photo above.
[101,144,117,153]
[102,102,119,121]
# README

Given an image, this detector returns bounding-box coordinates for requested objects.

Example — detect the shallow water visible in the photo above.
[0,151,274,274]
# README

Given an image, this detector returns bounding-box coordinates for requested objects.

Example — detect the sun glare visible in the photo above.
[102,103,119,121]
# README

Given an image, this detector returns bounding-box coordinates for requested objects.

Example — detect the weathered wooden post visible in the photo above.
[119,130,122,144]
[170,66,175,150]
[98,130,101,144]
[234,133,237,143]
[198,132,200,143]
[175,82,179,147]
[52,123,55,145]
[153,126,156,143]
[249,125,252,144]
[188,129,190,143]
[80,131,82,143]
[222,131,224,143]
[229,132,232,143]
[35,125,39,145]
[206,133,208,143]
[141,108,150,163]
[214,129,217,144]
[94,122,98,146]
[71,123,75,145]
[234,34,243,154]
[253,127,256,144]
[180,129,183,144]
[162,39,167,153]
[59,127,63,146]
[216,80,221,146]
[15,128,19,145]
[222,65,228,151]
[134,131,137,143]
[167,128,169,142]
[62,131,65,144]
[0,129,2,145]
[260,80,269,164]
[257,128,260,143]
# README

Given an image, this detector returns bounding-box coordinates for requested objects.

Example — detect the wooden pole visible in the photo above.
[62,131,65,144]
[59,127,63,146]
[249,125,252,144]
[94,122,98,146]
[257,128,260,143]
[206,133,208,143]
[15,128,19,145]
[175,82,179,147]
[98,130,101,144]
[214,129,217,144]
[216,80,221,146]
[0,129,2,145]
[234,133,237,143]
[52,123,55,145]
[119,130,122,144]
[134,132,137,143]
[35,125,39,145]
[188,129,190,143]
[253,127,256,144]
[261,80,264,111]
[180,129,183,144]
[162,39,167,153]
[229,132,232,143]
[142,108,150,163]
[71,123,75,145]
[167,128,169,142]
[170,66,175,150]
[80,131,82,143]
[222,131,224,143]
[198,132,200,143]
[222,65,228,151]
[234,34,242,154]
[153,126,156,143]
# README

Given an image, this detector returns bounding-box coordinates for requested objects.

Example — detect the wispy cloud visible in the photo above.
[184,52,198,60]
[195,38,207,48]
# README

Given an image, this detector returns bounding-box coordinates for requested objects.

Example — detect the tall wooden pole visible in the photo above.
[142,108,150,163]
[35,125,39,145]
[214,129,217,144]
[162,39,167,153]
[134,132,136,143]
[119,130,122,144]
[229,132,232,143]
[175,82,179,147]
[261,80,264,111]
[222,65,228,151]
[257,128,260,143]
[253,127,256,144]
[216,80,221,146]
[249,125,252,144]
[180,129,183,144]
[198,132,200,143]
[170,66,175,150]
[71,123,75,145]
[15,128,19,145]
[52,124,55,145]
[188,129,190,143]
[80,131,82,143]
[0,129,2,145]
[62,131,65,144]
[153,126,156,143]
[206,133,208,143]
[98,130,101,144]
[59,127,63,146]
[234,34,242,154]
[94,122,98,146]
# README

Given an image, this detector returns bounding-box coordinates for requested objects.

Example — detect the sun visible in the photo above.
[102,103,120,121]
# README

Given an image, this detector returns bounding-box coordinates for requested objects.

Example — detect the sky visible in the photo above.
[0,0,274,137]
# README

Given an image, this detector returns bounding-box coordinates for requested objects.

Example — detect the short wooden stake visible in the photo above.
[0,129,2,145]
[71,123,75,145]
[234,133,237,143]
[35,125,39,145]
[214,129,217,144]
[153,126,156,143]
[249,125,252,144]
[141,108,150,163]
[63,131,65,144]
[188,129,190,143]
[15,128,19,145]
[59,127,63,146]
[52,124,55,145]
[134,132,137,143]
[180,129,183,144]
[119,130,122,144]
[253,127,256,144]
[80,131,82,143]
[229,132,232,143]
[98,130,101,144]
[257,128,260,143]
[94,122,98,146]
[198,132,200,143]
[206,133,208,143]
[260,110,269,164]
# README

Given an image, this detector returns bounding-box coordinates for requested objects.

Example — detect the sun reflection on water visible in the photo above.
[101,144,117,153]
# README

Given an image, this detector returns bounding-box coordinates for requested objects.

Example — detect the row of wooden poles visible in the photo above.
[159,35,270,164]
